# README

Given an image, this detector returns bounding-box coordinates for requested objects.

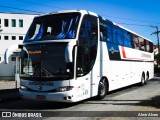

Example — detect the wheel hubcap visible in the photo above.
[99,81,105,95]
[142,76,145,84]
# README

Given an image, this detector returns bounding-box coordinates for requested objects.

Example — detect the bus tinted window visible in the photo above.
[133,34,139,50]
[77,15,98,77]
[113,26,118,44]
[100,25,107,41]
[24,13,80,42]
[146,40,150,52]
[100,19,113,42]
[112,26,133,48]
[123,31,132,48]
[99,20,152,52]
[106,24,113,42]
[149,42,153,53]
[139,37,145,51]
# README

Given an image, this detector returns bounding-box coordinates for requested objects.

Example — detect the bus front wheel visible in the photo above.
[97,78,107,99]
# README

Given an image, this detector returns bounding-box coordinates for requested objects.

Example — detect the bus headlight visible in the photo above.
[20,85,28,91]
[56,86,73,92]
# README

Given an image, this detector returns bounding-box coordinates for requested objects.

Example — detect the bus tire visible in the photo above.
[145,72,149,84]
[97,78,107,99]
[140,73,145,86]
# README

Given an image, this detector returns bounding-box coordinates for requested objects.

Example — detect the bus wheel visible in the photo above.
[97,78,107,99]
[145,73,149,84]
[140,73,145,86]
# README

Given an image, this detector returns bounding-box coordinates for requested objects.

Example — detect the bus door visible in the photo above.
[76,14,98,99]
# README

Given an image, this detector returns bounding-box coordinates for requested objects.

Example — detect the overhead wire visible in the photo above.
[16,0,160,26]
[16,0,69,10]
[115,22,150,27]
[102,15,160,25]
[0,5,45,14]
[0,3,39,36]
[0,1,157,45]
[0,0,159,28]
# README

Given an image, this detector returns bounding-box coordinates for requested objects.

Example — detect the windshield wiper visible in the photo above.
[20,73,34,78]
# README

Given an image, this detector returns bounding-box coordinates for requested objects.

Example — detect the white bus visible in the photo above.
[17,10,153,102]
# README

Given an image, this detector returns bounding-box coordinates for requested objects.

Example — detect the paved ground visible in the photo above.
[0,80,16,90]
[0,80,19,102]
[0,78,160,120]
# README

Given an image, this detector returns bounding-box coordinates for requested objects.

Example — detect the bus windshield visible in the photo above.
[24,13,80,42]
[20,43,74,80]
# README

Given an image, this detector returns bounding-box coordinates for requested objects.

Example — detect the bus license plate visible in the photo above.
[36,95,46,100]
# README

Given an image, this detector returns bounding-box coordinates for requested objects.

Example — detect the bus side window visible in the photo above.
[107,24,113,42]
[79,20,91,39]
[149,42,153,53]
[139,37,145,51]
[124,32,132,48]
[100,25,107,41]
[77,15,98,77]
[146,40,150,52]
[113,26,118,44]
[132,34,139,50]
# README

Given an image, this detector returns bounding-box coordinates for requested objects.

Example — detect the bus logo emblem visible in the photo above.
[109,47,118,54]
[38,86,43,91]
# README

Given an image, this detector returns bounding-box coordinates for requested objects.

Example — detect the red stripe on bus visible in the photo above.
[121,46,126,58]
[123,57,153,62]
[121,46,153,62]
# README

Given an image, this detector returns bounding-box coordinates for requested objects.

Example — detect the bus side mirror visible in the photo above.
[4,44,20,64]
[65,45,73,63]
[65,41,77,63]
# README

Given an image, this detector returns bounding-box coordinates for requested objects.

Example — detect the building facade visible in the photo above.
[0,12,37,80]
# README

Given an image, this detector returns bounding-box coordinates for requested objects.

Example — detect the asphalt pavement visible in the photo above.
[0,80,19,102]
[0,74,160,102]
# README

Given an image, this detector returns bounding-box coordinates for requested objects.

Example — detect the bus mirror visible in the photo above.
[4,44,20,64]
[65,46,73,63]
[65,42,76,63]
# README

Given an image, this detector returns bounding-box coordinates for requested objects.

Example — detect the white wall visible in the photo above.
[0,13,38,79]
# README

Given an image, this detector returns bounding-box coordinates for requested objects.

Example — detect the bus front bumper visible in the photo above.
[19,89,77,102]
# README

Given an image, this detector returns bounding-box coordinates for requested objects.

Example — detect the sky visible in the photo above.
[0,0,160,45]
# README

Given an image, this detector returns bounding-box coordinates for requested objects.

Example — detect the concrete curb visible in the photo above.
[0,88,20,102]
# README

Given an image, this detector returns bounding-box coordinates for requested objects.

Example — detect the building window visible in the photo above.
[19,19,23,27]
[4,36,9,40]
[11,57,16,61]
[0,36,1,40]
[19,36,23,40]
[0,57,1,61]
[12,19,16,27]
[12,36,16,40]
[4,19,9,27]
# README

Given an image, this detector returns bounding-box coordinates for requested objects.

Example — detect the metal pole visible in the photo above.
[15,56,18,88]
[151,26,160,67]
[14,52,20,88]
[156,26,160,52]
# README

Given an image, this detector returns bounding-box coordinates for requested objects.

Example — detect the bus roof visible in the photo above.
[35,10,98,18]
[34,10,152,43]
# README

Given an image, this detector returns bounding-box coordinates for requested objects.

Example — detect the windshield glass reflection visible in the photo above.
[24,13,80,42]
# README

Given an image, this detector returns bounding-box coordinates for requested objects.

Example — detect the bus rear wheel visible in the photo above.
[140,73,145,86]
[97,78,107,99]
[145,72,149,84]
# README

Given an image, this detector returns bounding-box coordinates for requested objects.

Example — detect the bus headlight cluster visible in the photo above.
[56,86,73,92]
[20,85,28,91]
